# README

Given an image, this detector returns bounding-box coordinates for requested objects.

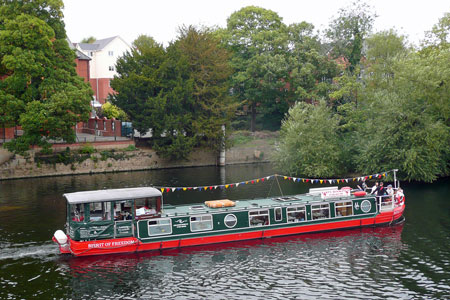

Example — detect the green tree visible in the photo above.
[0,0,92,152]
[287,22,339,104]
[101,102,128,120]
[223,6,287,131]
[364,29,408,91]
[111,35,166,135]
[112,28,233,160]
[175,26,235,152]
[356,90,449,182]
[326,0,376,72]
[80,36,96,44]
[274,101,344,177]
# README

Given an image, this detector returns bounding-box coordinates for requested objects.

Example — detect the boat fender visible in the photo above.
[53,230,68,246]
[353,191,366,197]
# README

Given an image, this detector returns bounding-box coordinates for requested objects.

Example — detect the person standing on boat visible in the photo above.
[376,182,387,203]
[370,182,379,195]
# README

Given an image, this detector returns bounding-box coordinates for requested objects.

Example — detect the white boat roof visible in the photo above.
[64,187,162,204]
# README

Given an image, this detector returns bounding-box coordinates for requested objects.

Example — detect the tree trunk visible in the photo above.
[250,103,256,132]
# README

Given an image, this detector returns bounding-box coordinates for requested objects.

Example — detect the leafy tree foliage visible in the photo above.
[0,0,92,152]
[363,30,408,91]
[326,0,376,72]
[223,6,286,131]
[222,6,337,131]
[356,90,449,182]
[112,28,233,160]
[277,9,450,182]
[100,102,128,120]
[274,101,344,177]
[80,36,96,44]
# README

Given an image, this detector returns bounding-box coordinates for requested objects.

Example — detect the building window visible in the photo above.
[287,206,306,222]
[224,214,237,228]
[89,51,93,56]
[311,203,330,220]
[109,66,114,71]
[249,209,269,227]
[148,219,172,236]
[335,201,353,217]
[108,50,114,56]
[190,215,213,232]
[274,207,282,221]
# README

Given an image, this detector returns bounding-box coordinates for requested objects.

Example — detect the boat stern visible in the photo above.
[52,230,71,254]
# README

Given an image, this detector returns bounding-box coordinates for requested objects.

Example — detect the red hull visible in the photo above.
[58,204,405,256]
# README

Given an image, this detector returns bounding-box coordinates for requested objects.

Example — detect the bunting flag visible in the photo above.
[153,170,395,193]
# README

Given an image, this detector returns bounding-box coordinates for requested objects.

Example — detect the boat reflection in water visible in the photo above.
[62,223,404,299]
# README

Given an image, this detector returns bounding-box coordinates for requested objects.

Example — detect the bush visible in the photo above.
[274,101,345,177]
[79,143,95,154]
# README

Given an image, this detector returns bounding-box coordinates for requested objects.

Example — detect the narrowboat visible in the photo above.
[53,175,405,256]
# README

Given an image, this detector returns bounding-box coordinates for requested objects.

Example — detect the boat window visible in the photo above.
[113,200,133,221]
[335,201,353,217]
[224,214,237,228]
[275,207,282,221]
[190,215,213,232]
[311,203,330,220]
[249,210,269,227]
[287,206,306,223]
[70,204,85,222]
[135,197,159,218]
[89,202,111,221]
[148,218,172,236]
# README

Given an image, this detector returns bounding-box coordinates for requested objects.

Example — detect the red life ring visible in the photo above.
[354,191,366,197]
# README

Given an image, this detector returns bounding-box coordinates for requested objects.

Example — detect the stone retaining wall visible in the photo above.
[0,141,275,180]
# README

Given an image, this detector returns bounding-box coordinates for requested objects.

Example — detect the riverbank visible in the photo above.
[0,131,277,180]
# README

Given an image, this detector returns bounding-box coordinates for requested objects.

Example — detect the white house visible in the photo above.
[76,36,131,106]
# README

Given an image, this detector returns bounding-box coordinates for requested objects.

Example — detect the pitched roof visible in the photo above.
[77,36,119,51]
[76,49,91,60]
[66,37,91,60]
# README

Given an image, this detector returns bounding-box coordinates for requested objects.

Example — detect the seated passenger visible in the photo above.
[357,179,368,191]
[148,205,156,215]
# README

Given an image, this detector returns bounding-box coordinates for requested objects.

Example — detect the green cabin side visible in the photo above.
[65,191,378,242]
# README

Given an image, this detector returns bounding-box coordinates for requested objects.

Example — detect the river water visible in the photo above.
[0,164,448,299]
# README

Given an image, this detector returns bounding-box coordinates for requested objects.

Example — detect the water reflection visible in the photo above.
[0,165,449,299]
[61,226,405,299]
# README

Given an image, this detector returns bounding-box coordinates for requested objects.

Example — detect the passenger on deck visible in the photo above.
[376,182,387,202]
[148,205,156,215]
[357,179,368,191]
[370,182,379,195]
[395,188,405,205]
[387,184,394,201]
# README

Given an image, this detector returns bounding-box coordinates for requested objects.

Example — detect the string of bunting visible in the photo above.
[155,170,394,193]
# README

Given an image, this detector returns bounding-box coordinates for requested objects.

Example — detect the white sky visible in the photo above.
[63,0,449,47]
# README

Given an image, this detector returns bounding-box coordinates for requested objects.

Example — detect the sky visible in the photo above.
[63,0,449,46]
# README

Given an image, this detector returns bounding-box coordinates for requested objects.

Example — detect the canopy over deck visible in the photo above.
[64,187,162,204]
